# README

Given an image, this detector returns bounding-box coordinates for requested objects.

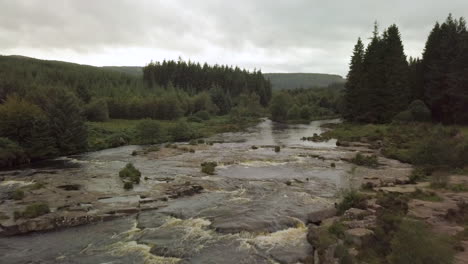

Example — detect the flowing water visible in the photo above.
[0,119,357,264]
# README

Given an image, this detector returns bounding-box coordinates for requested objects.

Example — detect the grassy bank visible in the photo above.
[321,122,468,171]
[87,115,260,151]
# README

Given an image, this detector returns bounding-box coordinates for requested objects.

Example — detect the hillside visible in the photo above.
[264,73,345,90]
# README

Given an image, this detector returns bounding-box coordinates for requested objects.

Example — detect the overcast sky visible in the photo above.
[0,0,466,76]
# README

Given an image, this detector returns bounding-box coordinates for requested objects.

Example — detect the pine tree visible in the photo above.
[344,38,365,121]
[382,24,409,121]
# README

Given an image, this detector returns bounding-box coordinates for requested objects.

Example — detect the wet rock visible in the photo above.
[344,228,374,247]
[57,184,81,191]
[307,208,337,225]
[306,225,320,247]
[167,184,204,199]
[343,208,368,220]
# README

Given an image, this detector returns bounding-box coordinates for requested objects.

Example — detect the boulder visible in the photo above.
[307,208,337,225]
[343,208,368,220]
[344,228,374,247]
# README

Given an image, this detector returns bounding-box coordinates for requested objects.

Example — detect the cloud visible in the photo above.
[0,0,466,75]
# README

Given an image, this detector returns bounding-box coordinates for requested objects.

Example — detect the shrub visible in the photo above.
[430,173,450,189]
[119,163,141,184]
[388,219,454,264]
[337,190,368,214]
[84,99,109,122]
[201,162,217,175]
[11,189,25,200]
[287,104,301,120]
[123,182,134,190]
[135,119,163,144]
[187,115,203,123]
[168,121,196,142]
[350,153,379,168]
[0,137,28,168]
[408,167,428,183]
[194,110,211,120]
[274,146,281,152]
[189,139,197,145]
[300,105,311,120]
[251,145,258,150]
[328,221,346,238]
[16,202,50,219]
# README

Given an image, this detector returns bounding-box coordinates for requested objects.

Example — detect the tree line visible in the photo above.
[143,59,272,109]
[344,14,467,124]
[0,56,272,167]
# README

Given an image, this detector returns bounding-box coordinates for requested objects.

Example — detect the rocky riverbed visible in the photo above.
[0,119,416,264]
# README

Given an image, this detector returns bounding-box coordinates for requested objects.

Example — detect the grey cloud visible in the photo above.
[0,0,467,75]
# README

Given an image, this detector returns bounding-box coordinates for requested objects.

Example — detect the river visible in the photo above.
[0,118,360,264]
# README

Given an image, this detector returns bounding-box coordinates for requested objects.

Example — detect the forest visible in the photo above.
[344,15,467,124]
[0,56,274,168]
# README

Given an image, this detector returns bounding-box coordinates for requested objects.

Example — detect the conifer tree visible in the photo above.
[344,38,364,121]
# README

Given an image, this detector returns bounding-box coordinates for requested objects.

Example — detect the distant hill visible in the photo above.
[264,73,345,90]
[101,66,143,76]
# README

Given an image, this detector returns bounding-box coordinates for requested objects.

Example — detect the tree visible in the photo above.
[85,98,109,122]
[423,15,467,123]
[135,119,163,144]
[29,87,88,154]
[287,104,301,120]
[270,92,292,122]
[344,38,365,121]
[0,96,56,159]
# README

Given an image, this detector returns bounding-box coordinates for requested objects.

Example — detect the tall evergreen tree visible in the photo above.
[382,24,410,120]
[344,38,365,121]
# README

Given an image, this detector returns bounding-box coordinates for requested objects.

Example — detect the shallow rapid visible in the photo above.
[1,119,357,264]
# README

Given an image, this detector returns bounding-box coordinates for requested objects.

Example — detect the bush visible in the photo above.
[10,189,25,200]
[84,99,109,122]
[337,190,368,214]
[430,173,450,189]
[328,221,346,238]
[300,105,311,120]
[194,110,211,120]
[135,119,164,144]
[187,115,203,123]
[388,219,454,264]
[168,121,196,142]
[274,146,281,152]
[350,153,379,168]
[119,163,141,184]
[15,202,50,219]
[201,162,217,175]
[123,182,134,190]
[0,137,28,168]
[287,104,301,120]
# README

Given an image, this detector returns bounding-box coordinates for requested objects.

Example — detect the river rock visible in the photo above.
[344,228,374,247]
[307,208,337,225]
[343,208,368,220]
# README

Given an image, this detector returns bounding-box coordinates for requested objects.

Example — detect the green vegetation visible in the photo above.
[270,85,342,122]
[350,153,379,168]
[14,202,50,219]
[388,219,454,264]
[274,146,281,152]
[264,73,345,90]
[336,190,368,214]
[10,189,25,200]
[0,55,271,168]
[201,162,217,175]
[345,15,467,124]
[409,188,443,202]
[119,163,142,189]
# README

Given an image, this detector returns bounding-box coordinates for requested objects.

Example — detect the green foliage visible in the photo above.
[410,188,443,202]
[430,174,450,189]
[388,219,454,264]
[15,202,50,219]
[328,221,346,238]
[84,99,109,122]
[10,189,25,200]
[350,153,379,167]
[201,162,217,175]
[0,137,28,168]
[168,120,196,142]
[270,92,292,122]
[135,119,164,144]
[337,190,368,214]
[194,110,211,121]
[287,104,301,120]
[274,146,281,152]
[394,100,431,123]
[119,163,141,185]
[0,96,56,160]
